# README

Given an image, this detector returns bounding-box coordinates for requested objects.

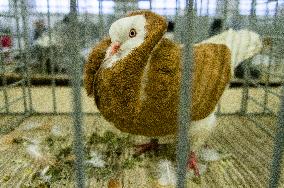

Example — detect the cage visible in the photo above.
[0,0,283,187]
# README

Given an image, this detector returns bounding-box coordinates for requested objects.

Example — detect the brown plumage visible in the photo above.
[84,10,231,137]
[84,37,111,96]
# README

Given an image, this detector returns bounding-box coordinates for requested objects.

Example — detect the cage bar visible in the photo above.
[248,96,276,115]
[46,0,57,114]
[69,0,85,187]
[176,0,194,187]
[0,62,25,73]
[269,87,284,188]
[0,63,9,113]
[20,0,33,114]
[0,96,24,111]
[246,114,275,138]
[12,0,29,114]
[263,0,280,114]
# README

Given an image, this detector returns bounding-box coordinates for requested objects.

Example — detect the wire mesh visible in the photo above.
[0,0,284,187]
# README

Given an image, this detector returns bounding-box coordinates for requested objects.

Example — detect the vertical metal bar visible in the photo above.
[194,0,198,15]
[234,0,242,29]
[263,1,279,114]
[235,0,240,27]
[262,0,270,113]
[98,0,104,39]
[0,61,9,113]
[263,55,272,114]
[240,0,255,115]
[47,0,57,113]
[8,0,12,10]
[269,87,284,188]
[82,2,88,47]
[12,0,28,114]
[0,0,16,114]
[9,0,28,113]
[265,1,270,17]
[99,0,102,15]
[205,0,209,37]
[14,0,29,114]
[250,0,257,29]
[0,0,10,113]
[200,0,203,16]
[213,0,219,16]
[217,102,221,114]
[175,0,178,16]
[223,0,228,28]
[20,0,33,113]
[206,0,209,16]
[240,62,250,115]
[69,0,85,187]
[14,1,24,47]
[176,0,194,187]
[163,0,166,15]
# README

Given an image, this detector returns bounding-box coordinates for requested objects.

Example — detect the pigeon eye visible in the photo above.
[129,28,137,38]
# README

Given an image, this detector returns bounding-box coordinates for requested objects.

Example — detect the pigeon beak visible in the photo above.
[111,41,121,55]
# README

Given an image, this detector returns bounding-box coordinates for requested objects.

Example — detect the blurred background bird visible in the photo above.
[209,18,262,80]
[84,10,262,177]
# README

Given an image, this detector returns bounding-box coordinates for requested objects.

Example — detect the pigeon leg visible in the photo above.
[187,151,200,177]
[134,138,160,156]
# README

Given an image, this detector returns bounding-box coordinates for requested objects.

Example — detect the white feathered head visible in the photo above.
[103,10,167,68]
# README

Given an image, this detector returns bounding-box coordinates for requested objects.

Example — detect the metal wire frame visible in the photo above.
[0,0,284,187]
[19,0,33,114]
[0,0,30,115]
[238,2,284,185]
[0,62,9,113]
[69,1,85,187]
[0,62,25,74]
[46,0,57,114]
[263,1,280,114]
[269,86,284,188]
[0,0,32,135]
[176,1,194,187]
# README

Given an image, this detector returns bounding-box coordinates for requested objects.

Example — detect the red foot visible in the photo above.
[134,138,159,157]
[187,151,200,176]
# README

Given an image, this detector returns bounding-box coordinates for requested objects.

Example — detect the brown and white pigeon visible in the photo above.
[84,10,262,177]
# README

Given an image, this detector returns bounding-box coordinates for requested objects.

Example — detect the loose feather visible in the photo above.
[86,151,106,168]
[200,148,221,162]
[40,166,52,182]
[51,124,64,137]
[157,159,176,186]
[26,143,43,160]
[20,121,42,131]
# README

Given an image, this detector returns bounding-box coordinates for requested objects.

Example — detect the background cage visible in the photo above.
[0,0,284,187]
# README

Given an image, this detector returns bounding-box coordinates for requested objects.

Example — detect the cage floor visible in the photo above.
[0,114,283,188]
[0,87,283,187]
